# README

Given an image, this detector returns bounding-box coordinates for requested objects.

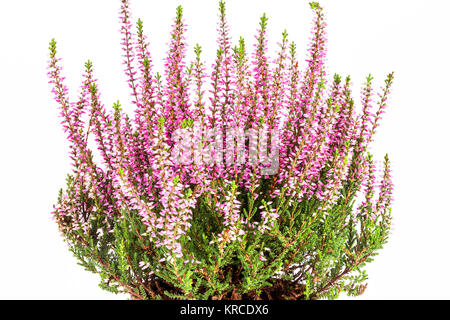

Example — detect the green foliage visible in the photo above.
[55,168,392,299]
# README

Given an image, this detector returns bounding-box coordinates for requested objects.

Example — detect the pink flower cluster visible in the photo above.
[48,0,394,261]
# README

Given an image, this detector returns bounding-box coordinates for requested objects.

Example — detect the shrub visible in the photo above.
[48,0,394,300]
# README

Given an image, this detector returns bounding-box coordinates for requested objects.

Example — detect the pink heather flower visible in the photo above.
[49,1,394,300]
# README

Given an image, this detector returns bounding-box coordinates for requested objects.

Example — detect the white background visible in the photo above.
[1,0,449,299]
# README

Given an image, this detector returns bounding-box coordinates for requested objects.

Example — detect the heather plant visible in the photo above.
[48,0,394,300]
